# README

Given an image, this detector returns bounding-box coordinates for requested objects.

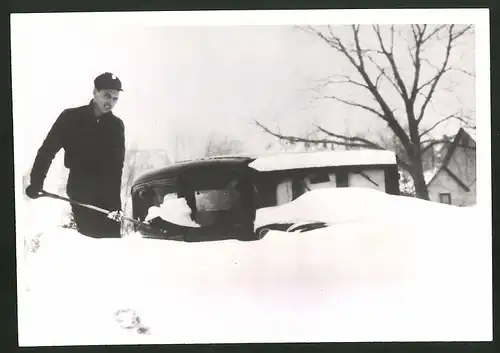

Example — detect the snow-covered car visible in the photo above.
[19,186,489,346]
[131,156,259,241]
[130,150,401,241]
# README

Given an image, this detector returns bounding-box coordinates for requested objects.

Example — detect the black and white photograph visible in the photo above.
[11,9,491,346]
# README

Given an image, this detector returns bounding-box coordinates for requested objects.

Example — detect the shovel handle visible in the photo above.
[38,190,160,231]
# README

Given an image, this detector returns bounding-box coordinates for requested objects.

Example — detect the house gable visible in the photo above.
[426,127,476,189]
[426,127,476,206]
[442,129,476,189]
[443,167,471,192]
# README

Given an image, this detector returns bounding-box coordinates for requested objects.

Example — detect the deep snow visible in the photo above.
[17,187,491,345]
[255,187,466,228]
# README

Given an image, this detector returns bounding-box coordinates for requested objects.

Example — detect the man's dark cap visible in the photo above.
[94,72,123,91]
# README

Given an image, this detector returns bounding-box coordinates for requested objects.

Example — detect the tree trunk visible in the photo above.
[411,156,430,200]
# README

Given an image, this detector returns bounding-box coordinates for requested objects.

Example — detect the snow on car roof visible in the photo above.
[248,150,397,171]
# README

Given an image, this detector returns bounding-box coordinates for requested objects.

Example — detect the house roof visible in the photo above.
[426,127,475,190]
[424,167,440,184]
[463,127,476,141]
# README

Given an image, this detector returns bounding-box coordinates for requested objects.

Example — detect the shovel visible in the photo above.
[36,190,172,238]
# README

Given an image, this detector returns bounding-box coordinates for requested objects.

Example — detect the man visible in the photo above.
[25,72,126,238]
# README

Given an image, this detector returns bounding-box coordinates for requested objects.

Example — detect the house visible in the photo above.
[425,127,476,206]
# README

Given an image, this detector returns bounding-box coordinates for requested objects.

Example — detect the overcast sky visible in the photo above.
[11,13,476,173]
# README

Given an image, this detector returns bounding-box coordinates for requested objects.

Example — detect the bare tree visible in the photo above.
[256,24,474,200]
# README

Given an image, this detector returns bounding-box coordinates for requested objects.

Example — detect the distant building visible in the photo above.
[424,128,476,206]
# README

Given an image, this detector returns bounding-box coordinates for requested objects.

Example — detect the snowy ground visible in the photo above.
[17,188,491,346]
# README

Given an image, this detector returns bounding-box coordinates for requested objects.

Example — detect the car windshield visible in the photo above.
[132,177,252,226]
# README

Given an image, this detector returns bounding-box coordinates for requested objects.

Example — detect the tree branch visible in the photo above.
[389,24,395,53]
[420,25,447,44]
[314,74,369,90]
[407,25,419,65]
[418,113,470,138]
[316,125,414,172]
[372,25,410,102]
[417,25,473,124]
[450,68,476,78]
[366,54,402,95]
[352,24,366,68]
[314,95,387,120]
[372,25,422,145]
[409,25,424,103]
[254,120,384,150]
[306,25,359,69]
[305,25,414,154]
[315,125,386,150]
[255,120,416,174]
[416,74,443,95]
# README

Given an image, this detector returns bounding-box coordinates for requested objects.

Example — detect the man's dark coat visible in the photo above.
[30,101,125,237]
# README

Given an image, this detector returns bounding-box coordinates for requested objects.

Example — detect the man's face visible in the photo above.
[93,88,120,114]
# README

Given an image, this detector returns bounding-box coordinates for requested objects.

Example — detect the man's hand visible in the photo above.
[25,184,43,199]
[108,210,124,222]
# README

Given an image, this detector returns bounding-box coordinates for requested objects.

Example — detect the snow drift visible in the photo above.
[18,187,491,345]
[145,195,200,228]
[255,187,465,228]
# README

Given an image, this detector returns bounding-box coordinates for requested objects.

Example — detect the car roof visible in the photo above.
[248,150,398,171]
[132,155,255,186]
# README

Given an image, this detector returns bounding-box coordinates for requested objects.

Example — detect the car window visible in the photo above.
[133,185,178,220]
[133,175,255,227]
[195,189,234,211]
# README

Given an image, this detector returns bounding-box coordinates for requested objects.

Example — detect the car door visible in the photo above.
[181,167,257,241]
